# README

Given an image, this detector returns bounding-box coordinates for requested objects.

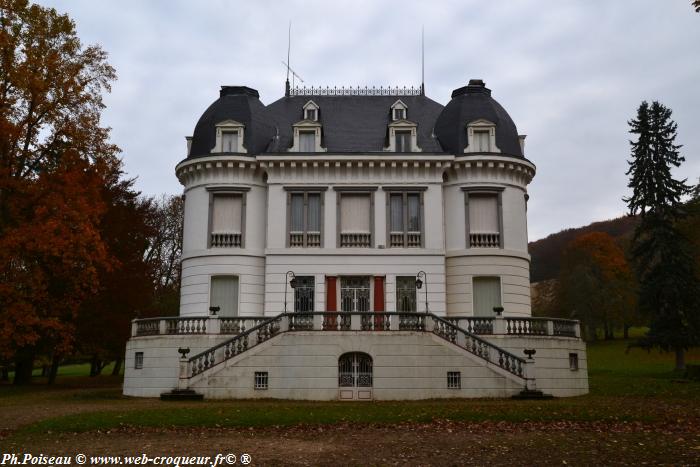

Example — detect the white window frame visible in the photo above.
[462,187,504,249]
[464,119,500,154]
[213,120,247,153]
[303,100,319,121]
[208,274,241,317]
[390,99,408,121]
[207,187,249,248]
[471,275,503,317]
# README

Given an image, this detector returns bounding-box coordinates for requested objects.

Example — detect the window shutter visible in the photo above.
[307,194,321,232]
[473,277,501,317]
[407,194,421,232]
[210,276,239,317]
[468,194,498,233]
[212,195,242,233]
[389,194,403,232]
[340,194,371,233]
[290,194,304,231]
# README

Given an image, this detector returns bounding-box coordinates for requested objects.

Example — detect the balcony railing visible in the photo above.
[133,314,580,339]
[289,231,321,247]
[469,232,500,248]
[340,232,371,247]
[389,231,422,248]
[210,232,242,248]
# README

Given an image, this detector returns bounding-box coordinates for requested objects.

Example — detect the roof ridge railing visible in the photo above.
[289,85,423,97]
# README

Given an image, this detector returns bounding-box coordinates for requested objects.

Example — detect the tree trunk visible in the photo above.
[89,355,101,377]
[111,357,122,376]
[47,356,60,385]
[1,367,9,381]
[13,348,35,385]
[675,348,686,371]
[623,324,630,339]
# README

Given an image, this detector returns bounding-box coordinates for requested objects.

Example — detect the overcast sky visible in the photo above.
[41,0,700,241]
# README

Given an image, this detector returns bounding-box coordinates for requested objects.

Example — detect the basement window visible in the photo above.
[255,371,269,390]
[447,371,461,389]
[134,352,144,369]
[569,353,579,371]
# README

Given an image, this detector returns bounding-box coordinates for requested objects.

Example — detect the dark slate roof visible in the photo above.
[264,95,445,153]
[186,81,524,158]
[434,80,523,157]
[189,86,276,157]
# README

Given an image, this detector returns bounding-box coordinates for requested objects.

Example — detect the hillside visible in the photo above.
[529,215,639,282]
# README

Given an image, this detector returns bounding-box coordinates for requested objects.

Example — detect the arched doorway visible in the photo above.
[338,352,373,400]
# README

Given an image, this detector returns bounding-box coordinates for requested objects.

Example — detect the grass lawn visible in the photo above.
[0,338,699,466]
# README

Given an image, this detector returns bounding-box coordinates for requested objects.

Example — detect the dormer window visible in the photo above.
[299,131,316,152]
[395,131,411,152]
[303,100,319,121]
[465,119,500,154]
[222,130,239,152]
[390,100,408,121]
[213,120,246,154]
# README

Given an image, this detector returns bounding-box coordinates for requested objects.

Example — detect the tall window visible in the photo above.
[289,192,322,247]
[473,277,501,317]
[395,130,411,152]
[299,131,316,152]
[210,193,243,247]
[388,192,422,247]
[221,131,239,152]
[294,276,315,312]
[341,277,370,312]
[473,130,490,152]
[210,275,239,317]
[339,193,372,247]
[396,276,417,312]
[467,193,500,248]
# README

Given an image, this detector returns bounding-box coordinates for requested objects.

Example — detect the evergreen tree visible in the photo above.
[624,101,700,370]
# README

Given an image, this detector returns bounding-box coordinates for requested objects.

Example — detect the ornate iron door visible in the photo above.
[338,352,373,400]
[294,276,315,312]
[396,276,417,312]
[340,277,370,312]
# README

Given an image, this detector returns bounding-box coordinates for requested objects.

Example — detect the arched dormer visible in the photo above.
[213,119,247,153]
[464,119,500,154]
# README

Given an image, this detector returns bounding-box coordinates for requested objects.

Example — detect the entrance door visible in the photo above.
[338,352,373,400]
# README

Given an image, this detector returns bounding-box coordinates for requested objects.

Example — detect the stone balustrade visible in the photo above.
[133,314,580,338]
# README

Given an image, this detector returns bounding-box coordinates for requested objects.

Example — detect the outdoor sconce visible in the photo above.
[416,271,428,313]
[284,271,297,313]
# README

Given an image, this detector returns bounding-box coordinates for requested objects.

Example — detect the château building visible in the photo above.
[123,79,588,400]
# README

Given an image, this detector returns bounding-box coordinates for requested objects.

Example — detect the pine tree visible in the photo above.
[625,101,700,370]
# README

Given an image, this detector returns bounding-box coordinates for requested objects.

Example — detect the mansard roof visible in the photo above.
[186,81,524,158]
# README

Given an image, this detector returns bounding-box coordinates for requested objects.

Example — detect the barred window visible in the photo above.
[134,352,144,369]
[254,371,268,390]
[447,371,461,389]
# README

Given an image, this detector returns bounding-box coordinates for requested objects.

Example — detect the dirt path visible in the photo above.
[3,421,700,466]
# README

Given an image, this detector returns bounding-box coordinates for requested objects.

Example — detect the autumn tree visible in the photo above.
[625,101,700,370]
[0,0,118,383]
[557,232,637,340]
[75,176,155,379]
[144,194,183,317]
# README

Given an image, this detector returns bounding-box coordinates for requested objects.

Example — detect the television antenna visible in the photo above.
[282,61,305,88]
